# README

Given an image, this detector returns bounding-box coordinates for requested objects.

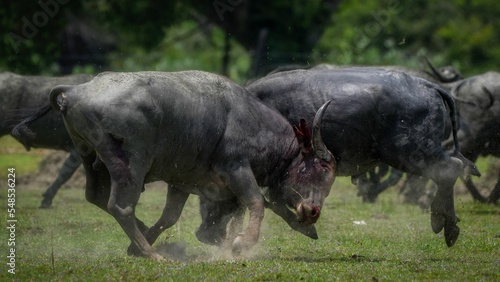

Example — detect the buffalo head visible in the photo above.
[272,101,336,226]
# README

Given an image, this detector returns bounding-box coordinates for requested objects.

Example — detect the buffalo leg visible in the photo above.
[400,174,429,204]
[196,196,241,246]
[424,157,462,247]
[226,164,265,256]
[359,165,389,203]
[81,152,149,233]
[196,196,318,247]
[225,204,246,244]
[460,176,487,203]
[40,149,82,208]
[81,153,112,210]
[356,166,403,203]
[99,146,162,260]
[487,176,500,204]
[127,184,189,255]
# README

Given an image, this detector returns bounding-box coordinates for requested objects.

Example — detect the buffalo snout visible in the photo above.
[296,202,321,225]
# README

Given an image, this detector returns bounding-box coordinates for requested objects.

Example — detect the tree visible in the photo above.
[312,0,500,75]
[1,1,340,77]
[188,0,340,76]
[1,1,84,74]
[0,1,180,75]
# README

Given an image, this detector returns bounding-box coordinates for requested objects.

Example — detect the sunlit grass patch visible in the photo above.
[0,136,49,179]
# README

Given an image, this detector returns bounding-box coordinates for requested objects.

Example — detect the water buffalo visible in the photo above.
[17,71,336,259]
[262,62,465,203]
[355,61,464,203]
[1,72,92,208]
[244,67,480,247]
[374,70,500,205]
[450,71,500,204]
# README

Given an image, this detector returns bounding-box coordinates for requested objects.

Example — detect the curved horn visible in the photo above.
[425,57,462,83]
[424,57,447,82]
[312,100,333,162]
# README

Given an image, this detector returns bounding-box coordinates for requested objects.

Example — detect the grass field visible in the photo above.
[1,136,499,281]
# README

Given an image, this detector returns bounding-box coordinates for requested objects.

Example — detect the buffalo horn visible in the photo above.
[312,100,333,162]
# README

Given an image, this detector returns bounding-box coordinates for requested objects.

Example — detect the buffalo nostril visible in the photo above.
[310,206,320,219]
[296,203,321,224]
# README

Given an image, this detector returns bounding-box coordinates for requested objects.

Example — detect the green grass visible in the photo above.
[0,136,48,179]
[1,178,499,281]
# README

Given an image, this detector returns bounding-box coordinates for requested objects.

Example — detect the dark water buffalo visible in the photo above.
[263,62,466,203]
[356,62,464,203]
[450,71,500,203]
[377,70,500,205]
[1,72,92,208]
[245,67,480,247]
[20,71,335,259]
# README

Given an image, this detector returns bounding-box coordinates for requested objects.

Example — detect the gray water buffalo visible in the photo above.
[356,61,464,203]
[263,62,466,203]
[376,70,500,205]
[244,67,480,247]
[1,72,92,208]
[450,71,500,203]
[16,71,336,259]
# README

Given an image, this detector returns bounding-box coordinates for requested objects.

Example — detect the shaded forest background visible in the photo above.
[2,0,499,82]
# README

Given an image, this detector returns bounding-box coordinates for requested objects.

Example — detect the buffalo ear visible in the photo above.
[293,119,313,153]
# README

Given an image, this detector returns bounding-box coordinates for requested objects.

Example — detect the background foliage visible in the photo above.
[314,0,500,75]
[2,0,498,79]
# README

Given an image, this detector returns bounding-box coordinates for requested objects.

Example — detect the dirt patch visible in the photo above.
[18,150,86,189]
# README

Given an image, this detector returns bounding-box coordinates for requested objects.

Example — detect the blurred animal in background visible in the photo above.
[448,71,500,204]
[365,69,500,206]
[1,72,92,208]
[355,59,465,204]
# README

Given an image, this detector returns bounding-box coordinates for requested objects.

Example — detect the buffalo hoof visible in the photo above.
[127,243,141,256]
[231,235,247,258]
[431,212,460,246]
[444,224,460,247]
[127,243,165,260]
[40,196,53,209]
[430,212,446,234]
